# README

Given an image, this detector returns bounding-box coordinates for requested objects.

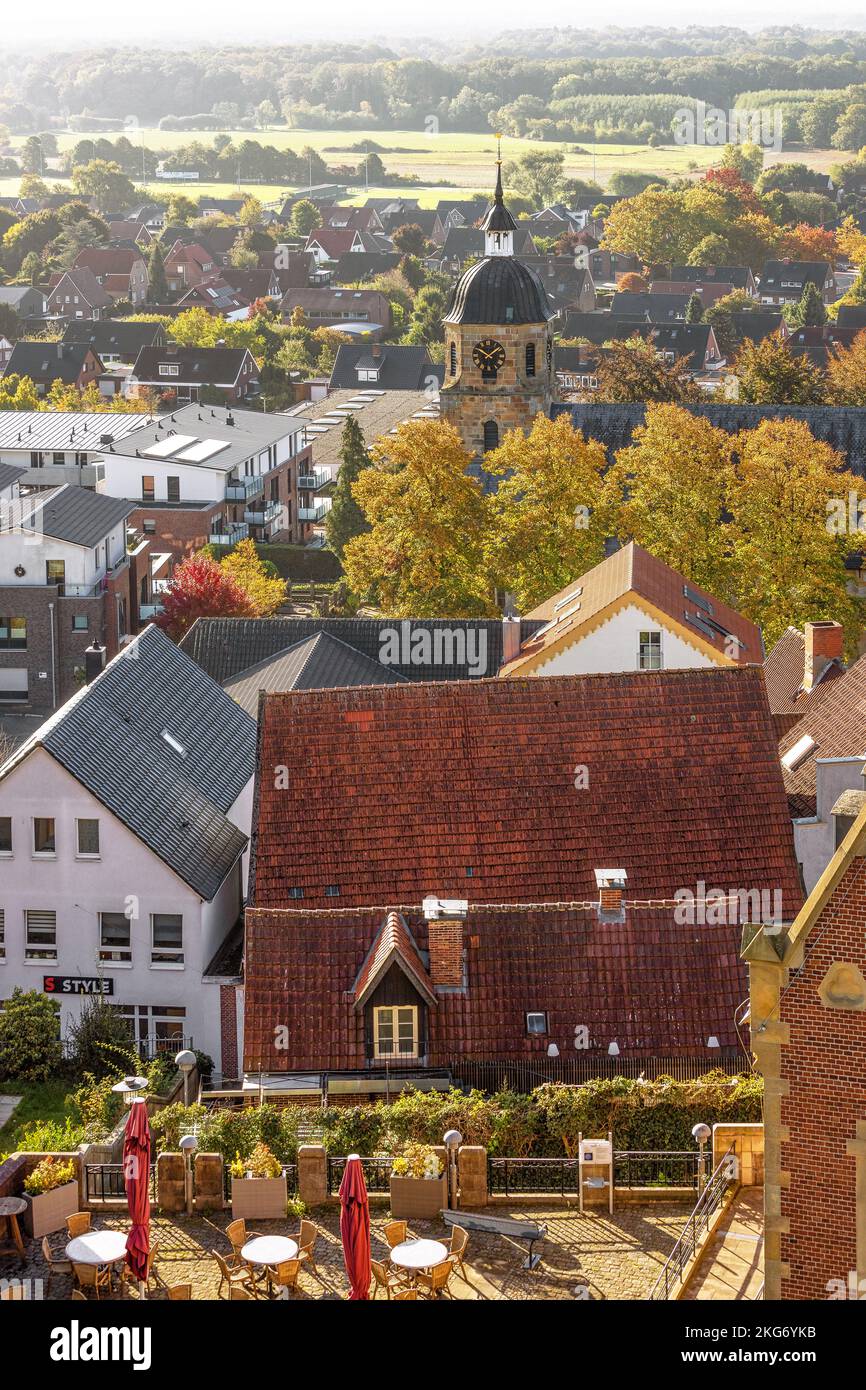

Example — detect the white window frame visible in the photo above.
[25,908,57,962]
[76,818,100,859]
[373,1004,419,1060]
[638,630,663,671]
[99,910,132,966]
[150,913,184,969]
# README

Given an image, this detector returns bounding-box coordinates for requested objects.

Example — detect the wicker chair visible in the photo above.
[66,1212,92,1239]
[447,1225,469,1279]
[370,1259,404,1300]
[416,1260,455,1300]
[383,1220,407,1250]
[71,1289,87,1301]
[267,1259,301,1299]
[393,1288,418,1300]
[42,1236,73,1296]
[120,1238,161,1296]
[229,1286,252,1300]
[214,1249,257,1300]
[73,1262,112,1300]
[167,1283,192,1300]
[296,1220,319,1277]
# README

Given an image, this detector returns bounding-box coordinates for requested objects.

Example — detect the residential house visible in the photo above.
[660,264,758,297]
[100,401,310,556]
[0,337,13,371]
[305,227,384,266]
[0,463,24,503]
[220,267,282,303]
[163,242,218,296]
[0,409,151,491]
[45,268,113,322]
[556,319,722,375]
[729,311,783,347]
[324,205,385,236]
[744,797,866,1299]
[517,256,596,317]
[759,259,836,306]
[329,343,442,391]
[436,224,537,274]
[0,285,47,321]
[782,322,862,368]
[649,280,735,309]
[279,287,392,337]
[2,341,104,396]
[72,247,149,306]
[0,625,257,1073]
[610,291,691,321]
[107,220,154,250]
[837,304,866,330]
[130,344,260,405]
[240,668,802,1097]
[331,251,400,285]
[62,319,167,366]
[763,621,845,739]
[498,542,760,677]
[0,483,145,712]
[587,249,642,284]
[222,630,407,716]
[174,276,250,316]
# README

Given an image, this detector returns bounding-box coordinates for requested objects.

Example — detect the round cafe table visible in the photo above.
[241,1235,298,1267]
[390,1238,448,1273]
[66,1230,129,1266]
[0,1197,27,1261]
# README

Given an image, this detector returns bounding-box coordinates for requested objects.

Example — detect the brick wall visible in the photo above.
[220,985,238,1078]
[778,857,866,1298]
[428,918,464,988]
[128,504,220,561]
[0,585,123,715]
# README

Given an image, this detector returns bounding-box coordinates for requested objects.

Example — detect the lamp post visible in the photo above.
[692,1122,711,1191]
[175,1049,197,1108]
[443,1129,462,1211]
[111,1075,149,1106]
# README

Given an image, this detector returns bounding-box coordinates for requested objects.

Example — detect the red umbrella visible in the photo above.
[339,1154,371,1300]
[123,1098,151,1295]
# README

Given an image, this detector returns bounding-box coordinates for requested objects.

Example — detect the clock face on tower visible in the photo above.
[472,338,506,377]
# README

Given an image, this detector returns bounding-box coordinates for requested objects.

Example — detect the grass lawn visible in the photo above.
[0,1080,76,1156]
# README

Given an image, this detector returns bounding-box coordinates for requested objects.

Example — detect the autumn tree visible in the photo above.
[733,336,827,404]
[482,414,611,611]
[220,538,287,615]
[617,272,649,293]
[71,160,136,212]
[826,331,866,405]
[342,419,494,617]
[593,337,703,404]
[324,416,371,560]
[726,420,865,647]
[157,552,254,641]
[391,224,432,257]
[606,404,734,596]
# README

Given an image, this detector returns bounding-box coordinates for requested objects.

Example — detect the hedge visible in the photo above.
[210,542,342,583]
[150,1071,762,1165]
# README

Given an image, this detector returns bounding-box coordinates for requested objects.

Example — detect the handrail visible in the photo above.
[647,1144,737,1300]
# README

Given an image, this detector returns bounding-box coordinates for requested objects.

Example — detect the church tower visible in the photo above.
[439,141,556,458]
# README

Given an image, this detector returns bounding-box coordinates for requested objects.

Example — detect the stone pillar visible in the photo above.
[156,1152,185,1213]
[194,1153,225,1211]
[297,1145,328,1206]
[457,1146,488,1208]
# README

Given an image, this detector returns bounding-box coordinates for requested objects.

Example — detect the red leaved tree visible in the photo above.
[156,551,255,641]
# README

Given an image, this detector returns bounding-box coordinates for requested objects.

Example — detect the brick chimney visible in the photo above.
[803,621,844,693]
[595,868,627,918]
[423,896,467,988]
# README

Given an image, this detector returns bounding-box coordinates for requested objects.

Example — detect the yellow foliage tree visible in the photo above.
[825,330,866,405]
[219,538,287,616]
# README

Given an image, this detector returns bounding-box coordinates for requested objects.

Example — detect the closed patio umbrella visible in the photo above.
[339,1153,371,1300]
[123,1097,151,1298]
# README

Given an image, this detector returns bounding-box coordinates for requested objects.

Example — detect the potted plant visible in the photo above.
[230,1142,287,1220]
[389,1142,447,1221]
[22,1157,79,1238]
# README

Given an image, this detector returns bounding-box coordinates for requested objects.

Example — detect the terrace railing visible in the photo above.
[487,1152,700,1197]
[327,1156,393,1194]
[451,1054,744,1095]
[85,1163,156,1203]
[647,1146,738,1300]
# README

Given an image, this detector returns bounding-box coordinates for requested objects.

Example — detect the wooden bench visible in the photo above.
[441,1209,547,1269]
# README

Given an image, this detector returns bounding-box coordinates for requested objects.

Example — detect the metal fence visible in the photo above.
[451,1054,744,1094]
[85,1163,156,1202]
[487,1151,700,1197]
[647,1146,738,1300]
[327,1156,393,1194]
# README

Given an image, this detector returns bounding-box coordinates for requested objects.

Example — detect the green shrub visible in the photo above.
[16,1116,84,1152]
[0,989,63,1082]
[65,997,138,1079]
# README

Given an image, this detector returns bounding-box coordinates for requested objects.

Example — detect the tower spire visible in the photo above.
[494,132,504,205]
[481,132,516,255]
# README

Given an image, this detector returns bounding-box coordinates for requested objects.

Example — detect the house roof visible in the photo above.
[48,267,113,309]
[0,462,25,493]
[352,911,436,1009]
[328,344,439,391]
[610,291,690,320]
[106,402,302,473]
[837,304,866,329]
[243,667,802,1069]
[0,409,149,454]
[62,319,165,358]
[760,260,831,293]
[778,654,866,818]
[439,225,536,262]
[10,484,135,547]
[651,280,734,306]
[131,345,257,388]
[73,247,144,276]
[666,265,754,289]
[0,626,256,900]
[0,285,43,308]
[223,631,407,715]
[181,615,544,685]
[3,341,103,384]
[332,251,400,284]
[517,256,592,310]
[305,227,380,258]
[730,312,783,344]
[284,387,443,471]
[501,542,760,675]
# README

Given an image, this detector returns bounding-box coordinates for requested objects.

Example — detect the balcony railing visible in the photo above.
[226,476,264,502]
[298,469,331,492]
[298,503,330,523]
[209,522,250,545]
[244,500,282,526]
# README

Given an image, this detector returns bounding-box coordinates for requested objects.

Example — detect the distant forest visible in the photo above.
[5,27,866,146]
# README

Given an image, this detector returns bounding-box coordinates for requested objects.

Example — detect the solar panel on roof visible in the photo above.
[683,584,713,615]
[142,434,198,459]
[175,438,231,464]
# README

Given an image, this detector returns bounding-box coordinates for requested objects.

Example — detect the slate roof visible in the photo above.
[0,626,256,900]
[27,485,134,546]
[666,265,755,290]
[444,255,553,326]
[131,345,257,387]
[837,304,866,329]
[223,631,407,715]
[730,312,783,344]
[0,462,25,494]
[760,260,831,294]
[518,256,593,311]
[3,341,103,385]
[610,291,690,320]
[328,344,439,391]
[62,319,165,358]
[778,654,866,818]
[181,616,544,685]
[243,668,802,1070]
[503,542,761,674]
[332,251,400,284]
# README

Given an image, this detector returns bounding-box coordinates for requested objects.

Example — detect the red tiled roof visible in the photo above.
[503,542,761,675]
[778,653,866,817]
[763,626,844,719]
[74,247,143,276]
[244,669,802,1070]
[352,911,436,1008]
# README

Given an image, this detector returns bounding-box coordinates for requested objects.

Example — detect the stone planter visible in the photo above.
[23,1180,79,1239]
[230,1175,287,1220]
[389,1174,448,1221]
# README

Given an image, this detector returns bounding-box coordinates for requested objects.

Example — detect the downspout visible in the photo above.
[47,601,57,709]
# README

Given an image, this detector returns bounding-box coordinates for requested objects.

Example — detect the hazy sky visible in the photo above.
[5,5,866,48]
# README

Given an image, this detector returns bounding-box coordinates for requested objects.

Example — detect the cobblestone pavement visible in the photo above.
[10,1201,691,1302]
